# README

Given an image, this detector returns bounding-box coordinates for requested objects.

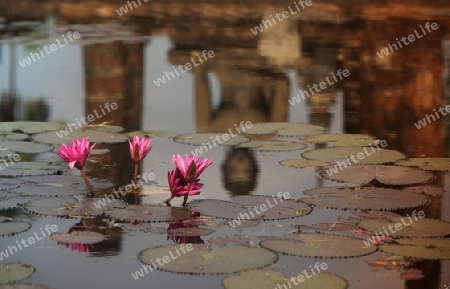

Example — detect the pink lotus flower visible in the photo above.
[57,138,96,170]
[171,154,212,183]
[168,168,203,197]
[129,135,152,163]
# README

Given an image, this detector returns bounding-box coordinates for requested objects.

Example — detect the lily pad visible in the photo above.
[0,196,36,210]
[138,244,278,274]
[51,231,105,244]
[301,134,379,147]
[0,133,28,141]
[352,210,403,220]
[106,204,191,223]
[174,133,249,146]
[311,223,357,231]
[0,284,55,289]
[0,150,17,159]
[320,165,434,185]
[33,130,128,145]
[279,159,330,169]
[238,140,307,152]
[0,162,66,178]
[83,125,124,134]
[260,233,377,258]
[302,147,405,164]
[222,270,347,289]
[358,217,450,238]
[0,122,61,134]
[396,158,450,171]
[128,130,179,139]
[244,122,325,136]
[379,238,450,260]
[191,196,312,221]
[208,235,252,246]
[0,263,35,284]
[302,187,428,211]
[0,222,31,236]
[402,186,445,196]
[0,179,24,191]
[17,175,113,189]
[9,184,89,197]
[0,141,53,154]
[23,198,103,218]
[167,227,215,237]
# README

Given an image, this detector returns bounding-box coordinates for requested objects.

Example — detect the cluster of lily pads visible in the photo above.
[0,121,449,288]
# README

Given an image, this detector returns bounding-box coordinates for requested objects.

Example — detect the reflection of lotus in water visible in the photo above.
[167,219,205,244]
[57,241,94,253]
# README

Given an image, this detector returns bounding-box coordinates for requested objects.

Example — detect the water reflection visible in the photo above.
[221,148,259,196]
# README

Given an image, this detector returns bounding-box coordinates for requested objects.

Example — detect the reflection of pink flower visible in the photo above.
[168,168,203,197]
[171,154,212,183]
[57,241,94,253]
[57,138,96,170]
[129,136,152,163]
[167,220,204,244]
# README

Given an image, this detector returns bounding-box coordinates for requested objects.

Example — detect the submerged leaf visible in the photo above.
[138,244,278,274]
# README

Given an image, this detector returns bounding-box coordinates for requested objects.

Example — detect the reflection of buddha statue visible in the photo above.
[221,148,259,196]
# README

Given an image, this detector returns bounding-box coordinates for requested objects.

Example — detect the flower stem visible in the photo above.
[79,169,94,192]
[133,163,139,185]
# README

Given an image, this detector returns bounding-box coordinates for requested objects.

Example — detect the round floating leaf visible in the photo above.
[0,179,24,191]
[279,159,330,169]
[0,141,53,154]
[0,133,28,141]
[0,150,17,159]
[191,196,312,221]
[222,270,347,289]
[138,244,278,274]
[0,222,31,236]
[17,175,113,189]
[320,165,434,185]
[358,217,450,238]
[0,122,61,134]
[0,196,35,210]
[396,158,450,171]
[352,210,403,220]
[106,204,191,223]
[311,223,357,231]
[84,125,124,134]
[301,134,379,147]
[379,238,450,260]
[128,130,179,139]
[403,186,445,196]
[174,133,249,146]
[0,263,35,284]
[245,122,325,136]
[51,231,105,244]
[208,235,251,246]
[0,284,55,289]
[120,222,154,233]
[9,184,89,197]
[302,147,405,165]
[0,162,66,178]
[168,227,215,237]
[219,219,260,228]
[23,198,103,218]
[33,130,128,145]
[238,140,307,152]
[261,233,377,258]
[302,187,428,211]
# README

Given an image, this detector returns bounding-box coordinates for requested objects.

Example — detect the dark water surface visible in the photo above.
[1,1,450,288]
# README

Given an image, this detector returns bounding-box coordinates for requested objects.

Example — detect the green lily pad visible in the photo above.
[244,122,325,136]
[138,244,278,274]
[302,147,405,164]
[9,184,89,197]
[302,187,428,211]
[301,134,379,147]
[83,125,124,134]
[32,130,128,145]
[279,159,330,169]
[0,150,17,159]
[167,227,215,237]
[0,179,24,191]
[0,133,28,141]
[0,263,35,284]
[174,133,250,146]
[50,231,105,244]
[0,162,66,178]
[0,284,55,289]
[260,233,377,258]
[0,141,53,154]
[358,216,450,238]
[106,204,192,223]
[396,158,450,171]
[222,270,347,289]
[208,235,252,246]
[0,222,31,236]
[23,198,103,218]
[320,165,435,185]
[128,130,179,139]
[17,175,113,189]
[379,238,450,260]
[0,122,61,134]
[238,140,307,152]
[0,196,35,210]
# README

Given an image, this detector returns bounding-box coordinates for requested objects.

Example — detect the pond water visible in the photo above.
[0,1,450,289]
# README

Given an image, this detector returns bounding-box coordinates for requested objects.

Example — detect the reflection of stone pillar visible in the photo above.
[84,41,143,132]
[258,7,300,69]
